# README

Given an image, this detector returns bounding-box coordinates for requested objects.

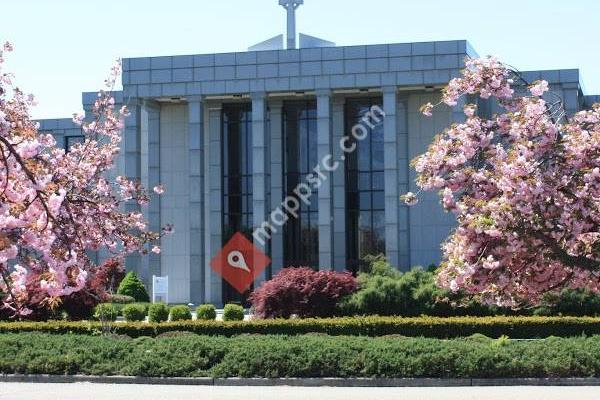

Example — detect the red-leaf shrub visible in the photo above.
[2,259,125,321]
[60,258,125,320]
[91,258,126,295]
[249,267,358,319]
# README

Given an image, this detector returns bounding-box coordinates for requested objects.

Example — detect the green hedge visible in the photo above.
[2,316,600,338]
[92,304,118,322]
[2,333,600,378]
[170,305,192,321]
[148,303,169,323]
[196,304,217,321]
[94,302,150,318]
[222,304,244,321]
[104,294,136,304]
[122,304,147,322]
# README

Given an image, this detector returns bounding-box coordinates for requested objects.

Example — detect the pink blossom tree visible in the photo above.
[0,43,168,317]
[407,56,599,306]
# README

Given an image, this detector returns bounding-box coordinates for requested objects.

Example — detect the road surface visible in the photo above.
[2,383,600,400]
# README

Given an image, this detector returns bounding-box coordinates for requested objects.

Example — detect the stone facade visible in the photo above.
[39,40,597,305]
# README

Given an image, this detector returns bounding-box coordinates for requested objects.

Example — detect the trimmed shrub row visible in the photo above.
[2,333,600,378]
[93,303,227,323]
[2,316,600,338]
[93,302,150,320]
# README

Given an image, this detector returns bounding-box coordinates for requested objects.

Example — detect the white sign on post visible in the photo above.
[152,275,168,304]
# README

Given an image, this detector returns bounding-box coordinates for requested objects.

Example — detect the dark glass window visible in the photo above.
[282,101,319,269]
[345,97,385,273]
[222,103,253,303]
[65,135,85,152]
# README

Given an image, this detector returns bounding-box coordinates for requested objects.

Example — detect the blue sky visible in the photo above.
[3,0,599,119]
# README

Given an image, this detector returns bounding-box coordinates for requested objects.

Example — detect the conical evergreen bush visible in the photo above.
[117,271,150,302]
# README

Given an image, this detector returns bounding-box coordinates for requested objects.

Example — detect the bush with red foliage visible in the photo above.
[59,258,125,320]
[249,267,358,319]
[2,258,125,321]
[89,258,125,295]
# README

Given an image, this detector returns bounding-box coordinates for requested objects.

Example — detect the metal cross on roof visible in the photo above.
[279,0,304,49]
[248,1,334,51]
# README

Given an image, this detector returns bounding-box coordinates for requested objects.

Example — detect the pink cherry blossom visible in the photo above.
[0,43,168,318]
[153,184,165,195]
[530,80,549,97]
[409,56,600,306]
[419,102,433,117]
[401,192,419,206]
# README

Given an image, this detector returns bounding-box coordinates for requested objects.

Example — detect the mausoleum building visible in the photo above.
[38,2,599,305]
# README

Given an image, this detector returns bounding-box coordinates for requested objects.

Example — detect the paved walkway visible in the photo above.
[2,383,600,400]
